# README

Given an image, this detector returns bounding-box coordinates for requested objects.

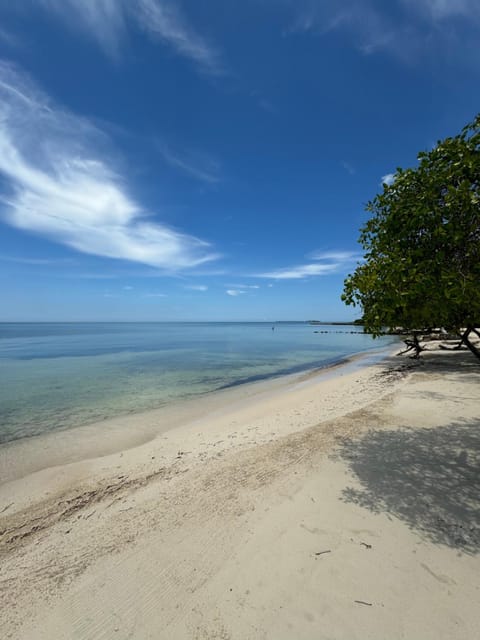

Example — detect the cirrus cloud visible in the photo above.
[286,0,480,65]
[184,284,208,291]
[0,61,218,272]
[35,0,223,75]
[256,263,338,280]
[255,249,360,280]
[158,143,221,184]
[227,283,260,290]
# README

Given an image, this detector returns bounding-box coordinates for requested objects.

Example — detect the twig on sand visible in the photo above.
[354,600,373,606]
[314,550,331,556]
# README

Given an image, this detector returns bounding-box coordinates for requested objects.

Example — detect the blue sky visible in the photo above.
[0,0,478,321]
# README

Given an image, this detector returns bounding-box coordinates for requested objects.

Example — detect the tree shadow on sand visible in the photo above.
[339,420,480,554]
[380,349,480,383]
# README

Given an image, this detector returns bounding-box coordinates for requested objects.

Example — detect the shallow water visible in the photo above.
[0,322,396,444]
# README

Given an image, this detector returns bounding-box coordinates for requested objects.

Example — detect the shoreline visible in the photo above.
[0,342,397,486]
[0,343,404,523]
[1,346,478,639]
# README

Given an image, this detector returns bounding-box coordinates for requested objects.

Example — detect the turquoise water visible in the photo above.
[0,322,396,444]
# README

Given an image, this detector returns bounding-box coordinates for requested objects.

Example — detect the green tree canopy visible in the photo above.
[342,114,480,357]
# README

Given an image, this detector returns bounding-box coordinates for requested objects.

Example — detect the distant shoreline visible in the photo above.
[0,320,362,325]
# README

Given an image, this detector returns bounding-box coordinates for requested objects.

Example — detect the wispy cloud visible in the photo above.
[184,284,208,291]
[74,273,119,280]
[256,249,359,280]
[158,143,221,183]
[36,0,223,74]
[256,263,338,280]
[0,254,75,266]
[227,283,260,290]
[287,1,397,52]
[135,0,223,75]
[286,0,480,64]
[0,26,21,49]
[403,0,480,21]
[341,161,355,176]
[185,267,229,277]
[226,289,246,296]
[39,0,126,57]
[0,62,218,272]
[144,292,167,297]
[308,250,361,262]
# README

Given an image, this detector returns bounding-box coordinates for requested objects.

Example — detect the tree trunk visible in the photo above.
[398,332,425,358]
[459,327,480,361]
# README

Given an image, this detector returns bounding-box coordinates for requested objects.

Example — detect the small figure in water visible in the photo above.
[272,326,275,331]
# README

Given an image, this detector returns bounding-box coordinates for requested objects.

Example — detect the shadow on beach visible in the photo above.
[339,419,480,554]
[382,344,480,380]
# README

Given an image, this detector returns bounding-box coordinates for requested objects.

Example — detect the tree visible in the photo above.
[342,114,480,359]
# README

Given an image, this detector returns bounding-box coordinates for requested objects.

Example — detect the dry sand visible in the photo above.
[1,347,479,639]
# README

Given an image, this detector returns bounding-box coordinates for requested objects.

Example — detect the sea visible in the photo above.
[0,322,397,445]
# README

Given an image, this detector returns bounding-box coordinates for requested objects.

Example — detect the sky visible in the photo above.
[0,0,479,322]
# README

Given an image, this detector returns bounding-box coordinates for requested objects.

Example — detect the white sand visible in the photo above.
[1,347,479,639]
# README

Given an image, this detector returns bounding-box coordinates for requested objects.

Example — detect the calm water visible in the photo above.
[0,322,396,444]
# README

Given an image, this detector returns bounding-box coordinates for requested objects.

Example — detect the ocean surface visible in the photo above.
[0,322,396,445]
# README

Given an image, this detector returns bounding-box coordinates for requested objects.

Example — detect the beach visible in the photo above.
[1,347,479,639]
